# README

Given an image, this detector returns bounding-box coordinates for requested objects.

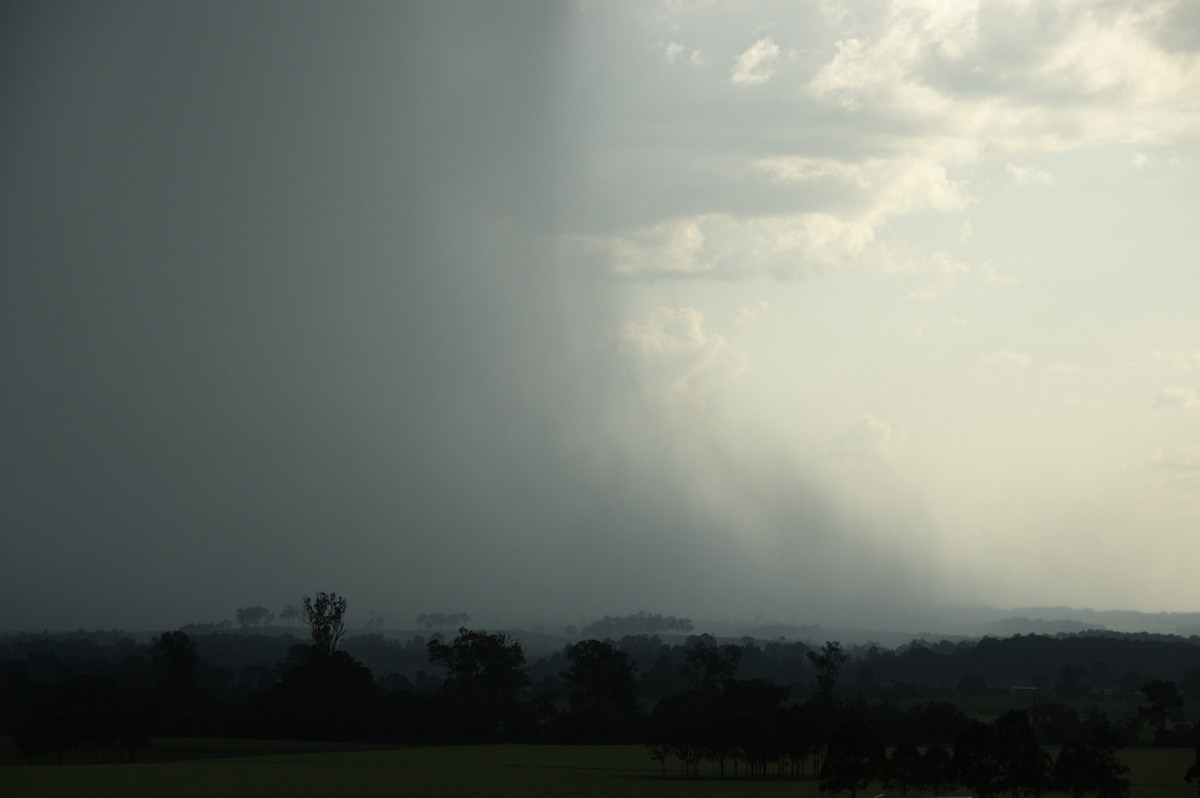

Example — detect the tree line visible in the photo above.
[4,595,1200,793]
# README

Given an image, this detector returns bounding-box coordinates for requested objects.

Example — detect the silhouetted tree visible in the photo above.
[909,700,972,744]
[724,678,789,778]
[953,720,1003,798]
[682,640,741,695]
[1029,702,1084,745]
[15,675,147,764]
[416,612,469,630]
[648,691,705,778]
[809,641,847,701]
[1139,679,1184,732]
[779,703,825,778]
[302,592,347,655]
[820,720,887,798]
[279,604,300,626]
[1186,744,1200,797]
[148,631,198,685]
[259,644,383,741]
[920,745,955,794]
[1054,737,1130,798]
[427,628,530,742]
[995,710,1052,798]
[235,606,274,628]
[560,639,640,742]
[364,614,385,631]
[1056,664,1090,699]
[890,741,924,794]
[641,654,687,699]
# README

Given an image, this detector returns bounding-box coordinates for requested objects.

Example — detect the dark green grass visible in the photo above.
[1,743,1196,798]
[0,735,389,766]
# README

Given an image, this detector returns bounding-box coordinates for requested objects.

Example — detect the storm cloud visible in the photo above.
[3,1,1199,631]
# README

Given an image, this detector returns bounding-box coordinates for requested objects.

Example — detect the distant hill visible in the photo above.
[686,606,1200,646]
[968,606,1200,637]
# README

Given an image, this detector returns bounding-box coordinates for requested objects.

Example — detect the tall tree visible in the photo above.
[890,742,924,795]
[920,746,955,795]
[723,678,790,778]
[428,628,530,697]
[808,641,847,700]
[279,603,300,625]
[427,628,531,742]
[562,639,638,714]
[148,630,198,684]
[302,592,347,655]
[683,641,741,695]
[1054,737,1130,798]
[994,710,1052,798]
[260,644,383,742]
[236,605,274,628]
[953,720,1003,798]
[560,639,641,742]
[820,720,887,798]
[1139,679,1184,732]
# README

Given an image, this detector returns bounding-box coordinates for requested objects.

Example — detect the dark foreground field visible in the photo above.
[1,741,1196,798]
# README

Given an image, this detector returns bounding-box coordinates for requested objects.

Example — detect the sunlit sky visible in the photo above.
[563,0,1200,610]
[3,1,1199,631]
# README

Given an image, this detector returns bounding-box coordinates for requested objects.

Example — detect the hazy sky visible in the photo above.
[3,1,1199,632]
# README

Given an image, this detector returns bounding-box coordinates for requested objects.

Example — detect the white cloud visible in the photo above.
[831,413,908,459]
[576,218,712,277]
[1130,445,1200,489]
[733,301,770,329]
[572,211,891,279]
[756,156,971,219]
[1152,387,1200,411]
[1134,445,1200,471]
[981,350,1031,368]
[808,2,1200,154]
[582,2,1200,284]
[616,306,750,407]
[618,306,721,356]
[761,212,883,271]
[1006,162,1054,186]
[907,251,970,299]
[1151,350,1200,372]
[663,40,705,66]
[731,36,782,84]
[979,263,1019,287]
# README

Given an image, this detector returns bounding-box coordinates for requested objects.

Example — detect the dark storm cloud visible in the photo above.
[1,1,943,632]
[1,1,582,628]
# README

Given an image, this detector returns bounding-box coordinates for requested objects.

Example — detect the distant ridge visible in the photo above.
[690,606,1200,646]
[999,606,1200,637]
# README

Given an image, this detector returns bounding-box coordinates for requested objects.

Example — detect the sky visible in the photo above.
[3,1,1199,633]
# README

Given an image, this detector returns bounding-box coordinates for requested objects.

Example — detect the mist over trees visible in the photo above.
[581,612,694,638]
[235,606,274,628]
[415,612,469,631]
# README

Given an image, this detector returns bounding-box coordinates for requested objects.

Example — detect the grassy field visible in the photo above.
[1,743,1196,798]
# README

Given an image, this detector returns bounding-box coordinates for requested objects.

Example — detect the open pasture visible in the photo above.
[1,743,1196,798]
